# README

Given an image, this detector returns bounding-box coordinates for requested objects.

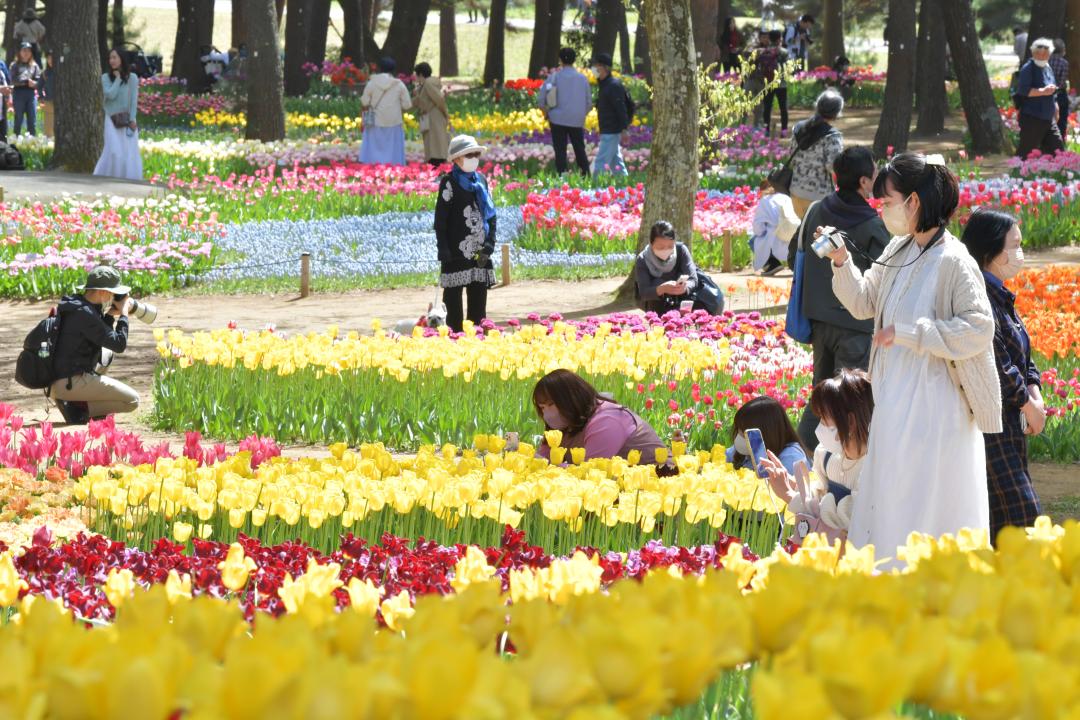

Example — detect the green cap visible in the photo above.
[78,265,130,295]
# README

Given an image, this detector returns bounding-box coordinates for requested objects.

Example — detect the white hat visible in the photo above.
[447,134,487,161]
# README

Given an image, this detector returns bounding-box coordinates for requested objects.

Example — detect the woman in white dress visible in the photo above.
[822,152,1001,565]
[93,48,143,180]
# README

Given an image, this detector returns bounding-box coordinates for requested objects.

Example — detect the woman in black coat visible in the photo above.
[435,134,497,332]
[634,221,722,315]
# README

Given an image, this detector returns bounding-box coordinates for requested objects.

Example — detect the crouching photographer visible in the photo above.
[49,266,143,424]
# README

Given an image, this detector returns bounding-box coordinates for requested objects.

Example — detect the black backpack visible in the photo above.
[0,142,25,171]
[15,309,61,390]
[623,87,636,124]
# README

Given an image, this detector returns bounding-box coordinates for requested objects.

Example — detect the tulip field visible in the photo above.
[3,60,1080,719]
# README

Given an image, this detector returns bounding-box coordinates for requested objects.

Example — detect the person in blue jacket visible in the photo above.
[1016,38,1065,159]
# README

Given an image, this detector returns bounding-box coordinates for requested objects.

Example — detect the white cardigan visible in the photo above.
[831,230,1003,434]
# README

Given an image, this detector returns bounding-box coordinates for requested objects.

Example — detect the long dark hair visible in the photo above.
[729,396,804,466]
[809,369,874,458]
[532,369,604,436]
[960,208,1017,271]
[873,152,960,233]
[109,48,132,83]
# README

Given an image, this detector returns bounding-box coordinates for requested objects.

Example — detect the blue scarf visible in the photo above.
[451,165,496,238]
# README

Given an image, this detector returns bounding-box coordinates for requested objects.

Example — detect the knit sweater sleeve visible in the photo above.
[892,250,996,360]
[830,235,905,321]
[129,76,139,121]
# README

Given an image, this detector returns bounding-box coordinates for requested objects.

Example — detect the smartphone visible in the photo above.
[745,428,768,478]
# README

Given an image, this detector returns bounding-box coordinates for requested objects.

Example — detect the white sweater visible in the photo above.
[831,230,1003,433]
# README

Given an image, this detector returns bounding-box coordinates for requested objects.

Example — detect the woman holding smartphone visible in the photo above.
[635,221,723,314]
[825,152,999,561]
[725,396,807,475]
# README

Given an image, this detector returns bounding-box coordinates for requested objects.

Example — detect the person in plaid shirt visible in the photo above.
[1050,39,1071,142]
[960,209,1045,543]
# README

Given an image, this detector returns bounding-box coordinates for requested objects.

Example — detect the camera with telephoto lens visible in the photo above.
[811,225,846,259]
[113,293,158,324]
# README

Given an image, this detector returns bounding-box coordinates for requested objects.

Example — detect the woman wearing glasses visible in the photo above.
[434,135,497,332]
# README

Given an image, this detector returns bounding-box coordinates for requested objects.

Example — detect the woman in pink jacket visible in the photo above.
[533,369,665,464]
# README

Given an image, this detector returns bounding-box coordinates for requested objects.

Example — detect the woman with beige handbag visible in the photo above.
[359,57,411,166]
[412,62,451,166]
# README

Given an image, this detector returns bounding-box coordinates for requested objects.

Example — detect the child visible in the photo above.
[750,178,801,275]
[726,396,808,475]
[760,369,874,542]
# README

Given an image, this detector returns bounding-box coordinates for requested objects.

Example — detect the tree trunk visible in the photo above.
[617,1,633,71]
[440,0,459,76]
[482,0,508,86]
[593,0,620,61]
[308,0,332,67]
[528,0,550,78]
[3,0,17,64]
[232,0,247,48]
[941,0,1007,154]
[689,0,719,66]
[634,0,651,81]
[341,0,380,66]
[382,0,432,74]
[245,0,286,140]
[619,0,699,300]
[276,0,286,24]
[173,0,215,91]
[543,0,566,71]
[51,0,104,172]
[1067,0,1080,92]
[914,0,946,136]
[111,0,126,48]
[97,0,109,70]
[1027,0,1066,62]
[822,0,844,65]
[284,0,312,96]
[873,0,916,156]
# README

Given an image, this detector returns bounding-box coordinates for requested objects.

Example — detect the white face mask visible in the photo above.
[542,406,569,430]
[1034,58,1050,68]
[459,157,480,173]
[882,195,913,237]
[732,432,751,456]
[996,245,1025,279]
[652,247,673,261]
[815,422,843,456]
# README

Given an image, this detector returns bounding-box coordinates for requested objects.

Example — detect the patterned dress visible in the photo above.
[434,173,496,289]
[982,271,1042,541]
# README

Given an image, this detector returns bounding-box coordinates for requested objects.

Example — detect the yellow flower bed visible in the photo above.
[74,440,781,552]
[155,322,729,382]
[3,520,1080,719]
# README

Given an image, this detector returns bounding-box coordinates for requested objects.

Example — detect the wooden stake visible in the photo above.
[722,235,732,273]
[300,252,311,298]
[501,244,511,286]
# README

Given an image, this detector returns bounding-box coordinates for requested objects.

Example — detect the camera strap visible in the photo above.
[845,225,946,270]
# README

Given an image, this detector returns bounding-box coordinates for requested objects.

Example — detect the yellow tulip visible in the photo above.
[346,577,381,617]
[104,567,136,609]
[218,543,257,592]
[165,570,192,604]
[380,590,415,631]
[0,551,28,606]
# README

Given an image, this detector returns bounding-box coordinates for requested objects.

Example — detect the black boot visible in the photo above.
[55,400,90,425]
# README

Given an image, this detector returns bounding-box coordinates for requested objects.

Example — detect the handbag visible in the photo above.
[784,201,817,344]
[362,84,390,129]
[110,112,130,129]
[768,121,836,195]
[691,271,725,315]
[545,83,558,109]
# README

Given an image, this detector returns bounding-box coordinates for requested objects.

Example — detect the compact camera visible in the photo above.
[811,225,846,259]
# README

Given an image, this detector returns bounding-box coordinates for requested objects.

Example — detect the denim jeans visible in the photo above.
[592,132,627,177]
[13,88,36,136]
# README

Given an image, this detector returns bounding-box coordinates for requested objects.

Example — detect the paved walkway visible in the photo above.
[0,171,161,203]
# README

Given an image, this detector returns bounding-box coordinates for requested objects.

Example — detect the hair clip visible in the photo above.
[924,153,946,167]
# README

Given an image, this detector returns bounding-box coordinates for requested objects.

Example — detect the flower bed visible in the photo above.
[0,198,220,297]
[1,519,1078,718]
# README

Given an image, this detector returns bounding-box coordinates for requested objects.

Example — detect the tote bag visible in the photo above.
[784,202,817,344]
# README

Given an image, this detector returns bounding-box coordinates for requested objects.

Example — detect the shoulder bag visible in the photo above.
[784,201,818,344]
[362,83,391,129]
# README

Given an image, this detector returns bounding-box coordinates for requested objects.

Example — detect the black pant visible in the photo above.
[443,282,488,332]
[550,123,590,176]
[763,87,788,132]
[1057,91,1070,141]
[796,321,872,451]
[1016,114,1065,158]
